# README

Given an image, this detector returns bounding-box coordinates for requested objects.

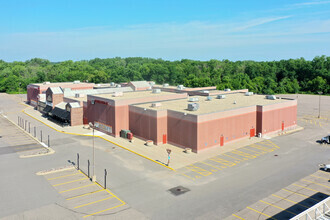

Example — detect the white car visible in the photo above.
[319,164,330,171]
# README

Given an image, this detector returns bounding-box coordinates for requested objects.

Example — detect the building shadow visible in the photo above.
[268,192,329,220]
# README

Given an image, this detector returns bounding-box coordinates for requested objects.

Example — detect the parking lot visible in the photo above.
[41,168,126,218]
[178,140,280,180]
[227,170,330,220]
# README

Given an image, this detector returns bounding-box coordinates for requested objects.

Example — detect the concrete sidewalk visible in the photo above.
[22,105,302,170]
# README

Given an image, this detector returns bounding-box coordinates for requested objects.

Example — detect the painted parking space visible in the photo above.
[298,114,330,128]
[228,170,330,220]
[0,116,44,156]
[177,140,280,180]
[42,168,126,218]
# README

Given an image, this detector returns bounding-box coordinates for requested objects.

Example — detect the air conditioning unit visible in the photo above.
[266,95,276,100]
[110,82,115,86]
[116,84,121,88]
[217,95,226,99]
[113,92,123,97]
[152,89,161,93]
[43,81,50,85]
[177,85,185,90]
[224,88,231,91]
[151,102,161,107]
[163,83,169,87]
[245,92,253,96]
[188,103,199,111]
[206,96,213,101]
[202,90,209,94]
[73,80,80,84]
[189,97,199,102]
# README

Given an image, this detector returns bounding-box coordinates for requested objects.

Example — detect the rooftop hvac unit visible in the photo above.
[73,80,80,84]
[217,95,226,99]
[245,92,254,96]
[116,84,121,88]
[224,88,231,91]
[163,83,169,87]
[96,84,101,86]
[202,90,209,94]
[266,95,276,100]
[110,82,115,86]
[206,96,213,101]
[75,93,80,98]
[189,97,199,102]
[152,89,161,93]
[177,85,185,90]
[113,92,123,97]
[188,103,199,111]
[149,81,155,86]
[43,81,50,85]
[151,102,161,107]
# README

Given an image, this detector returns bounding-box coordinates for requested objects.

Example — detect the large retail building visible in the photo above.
[27,81,297,153]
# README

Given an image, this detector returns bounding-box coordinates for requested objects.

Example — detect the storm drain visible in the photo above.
[168,186,190,196]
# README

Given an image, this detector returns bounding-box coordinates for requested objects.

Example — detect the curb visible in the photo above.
[36,165,75,175]
[20,147,55,158]
[22,108,176,171]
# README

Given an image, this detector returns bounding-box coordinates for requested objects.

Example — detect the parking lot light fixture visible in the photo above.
[89,122,96,182]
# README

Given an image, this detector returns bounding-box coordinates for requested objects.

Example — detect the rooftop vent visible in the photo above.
[233,100,237,104]
[266,95,276,100]
[116,84,121,88]
[163,83,169,87]
[188,103,199,111]
[73,80,80,84]
[113,92,123,97]
[151,102,162,107]
[206,96,213,101]
[43,81,50,85]
[189,97,199,102]
[224,88,231,91]
[245,92,254,96]
[152,89,161,94]
[177,85,185,90]
[217,95,226,99]
[75,93,85,98]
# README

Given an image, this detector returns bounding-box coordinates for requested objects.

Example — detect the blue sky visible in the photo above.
[1,0,330,61]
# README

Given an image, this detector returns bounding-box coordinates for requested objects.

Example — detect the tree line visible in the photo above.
[0,56,329,95]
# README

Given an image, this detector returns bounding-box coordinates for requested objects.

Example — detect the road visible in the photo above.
[0,93,329,219]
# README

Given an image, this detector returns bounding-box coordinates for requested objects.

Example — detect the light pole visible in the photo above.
[318,91,323,118]
[89,122,96,182]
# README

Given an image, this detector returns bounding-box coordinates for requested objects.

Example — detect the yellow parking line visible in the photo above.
[185,164,212,176]
[310,174,329,181]
[249,144,274,152]
[282,189,321,202]
[246,207,276,219]
[243,147,266,155]
[74,196,113,209]
[59,183,95,193]
[83,203,125,218]
[47,172,80,180]
[292,184,320,193]
[53,177,89,187]
[260,200,297,215]
[301,179,330,189]
[66,189,105,200]
[223,153,244,162]
[232,213,245,220]
[263,140,280,149]
[176,170,196,181]
[199,161,222,171]
[271,194,309,208]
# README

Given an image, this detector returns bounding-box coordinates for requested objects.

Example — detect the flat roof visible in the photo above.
[92,90,177,100]
[135,93,290,115]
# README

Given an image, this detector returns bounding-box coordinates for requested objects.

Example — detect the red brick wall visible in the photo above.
[197,111,256,152]
[70,108,83,126]
[129,108,158,142]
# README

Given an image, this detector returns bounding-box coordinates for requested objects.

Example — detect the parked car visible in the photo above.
[321,135,330,144]
[319,164,330,171]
